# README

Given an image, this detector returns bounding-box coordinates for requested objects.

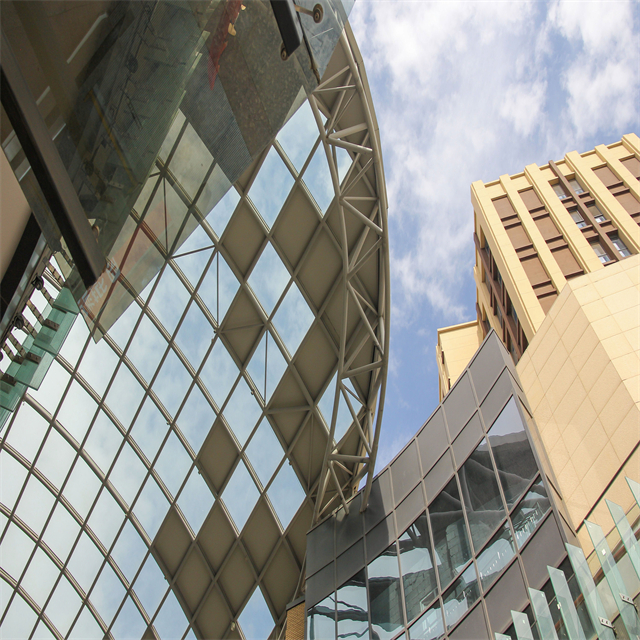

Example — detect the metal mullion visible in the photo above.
[0,566,64,640]
[3,500,114,640]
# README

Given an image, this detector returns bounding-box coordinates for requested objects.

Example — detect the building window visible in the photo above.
[588,203,606,223]
[569,209,587,228]
[552,182,568,200]
[611,234,631,257]
[591,241,612,263]
[568,178,584,194]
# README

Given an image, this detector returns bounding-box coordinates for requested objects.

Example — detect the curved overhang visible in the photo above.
[0,21,388,640]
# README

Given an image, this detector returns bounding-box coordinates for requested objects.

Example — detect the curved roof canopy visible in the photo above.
[0,23,388,640]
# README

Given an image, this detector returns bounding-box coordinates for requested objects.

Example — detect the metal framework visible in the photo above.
[0,23,388,640]
[310,28,389,523]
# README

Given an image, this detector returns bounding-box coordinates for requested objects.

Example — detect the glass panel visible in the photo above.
[91,562,127,628]
[111,596,147,640]
[568,179,584,194]
[57,380,97,442]
[565,544,616,640]
[528,588,558,640]
[248,242,290,316]
[28,358,70,415]
[336,569,368,640]
[133,553,168,620]
[37,428,77,490]
[511,611,535,640]
[223,460,260,533]
[155,432,192,497]
[16,475,56,536]
[611,235,631,257]
[2,593,38,640]
[125,314,166,383]
[64,456,102,520]
[429,478,472,588]
[459,438,505,551]
[199,338,238,408]
[88,488,124,549]
[134,476,169,541]
[442,563,479,629]
[368,544,404,640]
[398,514,438,623]
[111,519,147,584]
[246,330,288,403]
[548,567,587,640]
[304,145,335,214]
[307,594,336,640]
[153,589,188,640]
[177,466,214,533]
[248,146,295,228]
[238,585,274,640]
[510,477,550,548]
[585,520,640,639]
[223,377,262,447]
[109,442,147,506]
[318,371,353,442]
[246,419,283,488]
[277,101,318,172]
[495,635,511,640]
[0,450,29,512]
[77,330,119,395]
[175,301,213,370]
[267,461,306,531]
[6,402,49,464]
[152,348,192,418]
[129,399,165,464]
[627,477,640,508]
[476,522,515,591]
[176,384,215,454]
[273,282,314,357]
[44,575,82,636]
[553,183,568,199]
[171,224,214,286]
[43,502,80,564]
[2,522,36,582]
[487,398,537,509]
[201,172,239,237]
[408,600,444,640]
[570,210,586,228]
[105,363,145,429]
[149,268,192,336]
[199,251,239,324]
[587,203,606,223]
[607,499,640,579]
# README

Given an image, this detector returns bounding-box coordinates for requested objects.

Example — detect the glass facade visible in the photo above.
[0,22,389,639]
[2,0,353,337]
[306,333,566,640]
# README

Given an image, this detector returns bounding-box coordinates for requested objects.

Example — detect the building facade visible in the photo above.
[0,4,390,638]
[437,135,640,554]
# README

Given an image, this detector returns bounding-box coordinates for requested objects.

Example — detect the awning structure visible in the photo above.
[0,20,388,640]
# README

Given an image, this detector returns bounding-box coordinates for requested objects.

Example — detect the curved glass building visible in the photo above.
[0,13,389,640]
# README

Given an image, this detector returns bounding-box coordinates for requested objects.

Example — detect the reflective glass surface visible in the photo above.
[308,595,336,640]
[368,544,404,640]
[442,563,480,629]
[399,514,438,623]
[429,478,472,589]
[476,522,515,590]
[487,399,537,509]
[336,570,369,639]
[510,477,550,549]
[459,438,505,551]
[408,601,445,640]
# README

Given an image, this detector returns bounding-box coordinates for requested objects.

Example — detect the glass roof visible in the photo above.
[0,24,388,640]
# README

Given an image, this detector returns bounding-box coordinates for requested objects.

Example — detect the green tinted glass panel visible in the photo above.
[607,499,640,580]
[586,520,640,640]
[495,635,511,640]
[528,589,558,640]
[627,477,640,508]
[0,378,26,411]
[511,612,534,640]
[565,544,616,640]
[13,348,56,389]
[33,308,77,355]
[547,567,586,640]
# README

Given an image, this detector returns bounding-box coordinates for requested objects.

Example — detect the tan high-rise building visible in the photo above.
[437,133,640,552]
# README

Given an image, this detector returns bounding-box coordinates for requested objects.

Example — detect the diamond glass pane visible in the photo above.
[246,419,283,488]
[273,282,314,357]
[248,242,290,316]
[248,146,295,228]
[224,461,260,533]
[277,101,318,172]
[239,586,274,640]
[268,462,305,531]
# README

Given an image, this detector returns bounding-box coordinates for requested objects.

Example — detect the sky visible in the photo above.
[348,0,640,471]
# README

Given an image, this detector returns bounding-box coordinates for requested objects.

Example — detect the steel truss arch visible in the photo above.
[309,26,390,524]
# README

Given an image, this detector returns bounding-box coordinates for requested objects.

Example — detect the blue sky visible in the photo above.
[348,0,640,471]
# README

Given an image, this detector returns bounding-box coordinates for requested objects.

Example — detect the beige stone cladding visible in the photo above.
[516,254,640,552]
[436,321,482,400]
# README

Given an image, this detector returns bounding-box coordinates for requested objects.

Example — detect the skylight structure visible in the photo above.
[0,24,388,640]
